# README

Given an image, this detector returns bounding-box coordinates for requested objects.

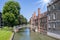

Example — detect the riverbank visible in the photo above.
[30,32,59,40]
[10,32,15,40]
[0,27,13,40]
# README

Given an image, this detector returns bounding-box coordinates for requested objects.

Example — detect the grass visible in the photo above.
[30,32,59,40]
[0,27,13,40]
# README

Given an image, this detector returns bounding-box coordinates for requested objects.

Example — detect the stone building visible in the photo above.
[47,0,60,39]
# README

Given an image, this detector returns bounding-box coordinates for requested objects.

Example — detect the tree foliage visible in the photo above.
[3,1,20,18]
[18,15,27,25]
[2,1,27,27]
[2,13,16,27]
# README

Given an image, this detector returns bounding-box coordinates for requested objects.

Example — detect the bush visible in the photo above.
[2,26,13,31]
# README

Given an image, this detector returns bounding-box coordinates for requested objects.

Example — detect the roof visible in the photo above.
[47,0,59,7]
[40,11,47,18]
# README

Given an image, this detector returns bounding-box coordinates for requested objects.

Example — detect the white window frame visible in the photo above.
[48,15,50,20]
[48,8,50,11]
[53,13,56,19]
[53,5,55,9]
[53,23,56,28]
[48,24,51,28]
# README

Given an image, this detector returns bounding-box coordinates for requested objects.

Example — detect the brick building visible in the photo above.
[30,8,41,32]
[30,8,47,33]
[40,12,47,34]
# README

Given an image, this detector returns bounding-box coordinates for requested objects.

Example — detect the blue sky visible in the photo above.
[0,0,49,21]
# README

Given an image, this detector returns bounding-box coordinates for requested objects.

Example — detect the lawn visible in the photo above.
[0,27,12,40]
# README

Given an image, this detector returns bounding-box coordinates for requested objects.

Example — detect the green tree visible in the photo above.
[2,13,16,27]
[3,1,20,17]
[2,1,27,27]
[18,15,27,24]
[2,1,20,27]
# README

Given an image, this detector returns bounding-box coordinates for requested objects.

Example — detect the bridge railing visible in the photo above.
[14,24,30,29]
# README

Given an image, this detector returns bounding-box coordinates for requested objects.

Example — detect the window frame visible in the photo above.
[48,24,51,28]
[53,13,56,20]
[53,23,56,29]
[48,15,50,20]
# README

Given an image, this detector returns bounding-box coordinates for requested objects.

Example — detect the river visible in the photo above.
[13,28,58,40]
[13,28,31,40]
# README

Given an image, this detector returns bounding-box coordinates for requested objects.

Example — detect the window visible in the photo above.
[48,24,51,28]
[53,23,56,29]
[55,3,60,10]
[53,5,55,9]
[48,15,50,20]
[50,6,53,10]
[53,13,56,19]
[48,7,50,11]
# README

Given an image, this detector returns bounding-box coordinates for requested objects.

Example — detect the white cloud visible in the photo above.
[35,0,50,11]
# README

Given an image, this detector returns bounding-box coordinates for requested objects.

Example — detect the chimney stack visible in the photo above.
[38,8,40,14]
[38,8,41,18]
[34,12,36,17]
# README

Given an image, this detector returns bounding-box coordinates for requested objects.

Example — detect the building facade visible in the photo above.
[40,12,47,34]
[47,0,60,39]
[37,8,41,32]
[30,8,41,32]
[30,0,60,39]
[30,8,47,33]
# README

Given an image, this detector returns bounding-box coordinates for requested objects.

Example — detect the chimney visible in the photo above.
[37,8,41,32]
[38,8,41,18]
[32,12,36,19]
[34,12,36,17]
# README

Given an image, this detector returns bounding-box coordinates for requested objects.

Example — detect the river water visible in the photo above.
[13,28,58,40]
[13,28,31,40]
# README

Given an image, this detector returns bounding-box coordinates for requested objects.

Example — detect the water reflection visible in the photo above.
[13,28,30,40]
